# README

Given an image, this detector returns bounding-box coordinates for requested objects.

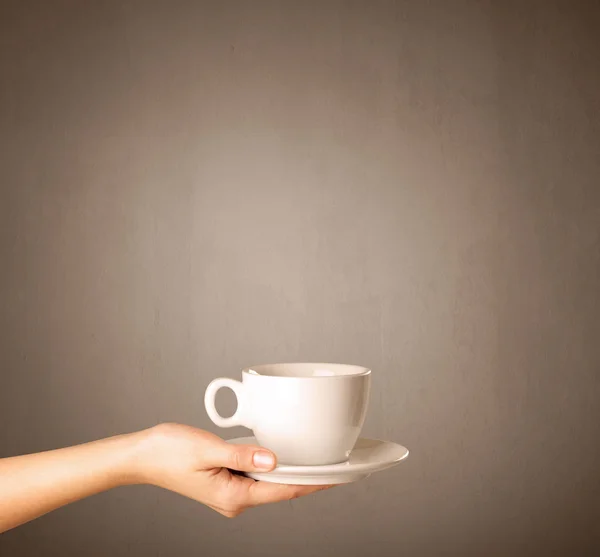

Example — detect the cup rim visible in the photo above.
[242,362,371,379]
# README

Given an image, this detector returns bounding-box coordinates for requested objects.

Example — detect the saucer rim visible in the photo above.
[244,470,371,485]
[226,436,409,475]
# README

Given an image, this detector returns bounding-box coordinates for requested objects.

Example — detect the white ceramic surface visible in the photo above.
[204,363,371,465]
[228,436,409,485]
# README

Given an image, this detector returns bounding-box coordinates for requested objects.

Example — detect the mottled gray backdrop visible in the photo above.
[1,1,599,556]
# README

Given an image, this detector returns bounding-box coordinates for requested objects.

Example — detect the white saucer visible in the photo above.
[227,437,409,485]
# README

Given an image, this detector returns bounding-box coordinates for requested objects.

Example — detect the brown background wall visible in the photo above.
[1,1,599,556]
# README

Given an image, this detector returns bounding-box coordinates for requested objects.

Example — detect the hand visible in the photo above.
[131,423,332,517]
[0,422,333,533]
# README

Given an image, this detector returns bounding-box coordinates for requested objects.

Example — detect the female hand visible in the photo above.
[132,423,332,517]
[0,423,332,532]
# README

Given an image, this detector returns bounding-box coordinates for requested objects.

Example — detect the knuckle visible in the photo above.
[219,492,245,514]
[228,450,244,470]
[221,509,243,518]
[289,488,304,500]
[228,447,253,470]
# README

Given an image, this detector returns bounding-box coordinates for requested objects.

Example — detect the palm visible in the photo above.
[201,467,260,516]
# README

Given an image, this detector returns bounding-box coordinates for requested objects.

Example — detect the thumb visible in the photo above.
[203,440,277,472]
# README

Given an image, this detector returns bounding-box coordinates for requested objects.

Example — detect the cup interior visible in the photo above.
[244,362,370,378]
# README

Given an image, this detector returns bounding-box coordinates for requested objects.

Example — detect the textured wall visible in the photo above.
[1,1,599,556]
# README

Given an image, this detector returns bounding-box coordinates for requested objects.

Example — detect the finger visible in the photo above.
[246,481,334,507]
[201,439,277,473]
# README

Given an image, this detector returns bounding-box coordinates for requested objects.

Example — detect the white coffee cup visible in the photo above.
[204,362,371,466]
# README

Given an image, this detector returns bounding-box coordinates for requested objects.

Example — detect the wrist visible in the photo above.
[108,430,154,487]
[122,425,170,487]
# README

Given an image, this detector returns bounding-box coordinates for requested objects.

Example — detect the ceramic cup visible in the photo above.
[204,363,371,466]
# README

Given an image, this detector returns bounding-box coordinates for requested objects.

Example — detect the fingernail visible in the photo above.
[253,450,275,469]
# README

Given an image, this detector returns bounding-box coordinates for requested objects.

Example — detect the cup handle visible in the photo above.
[204,378,251,429]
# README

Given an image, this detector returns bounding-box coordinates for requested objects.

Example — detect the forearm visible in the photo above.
[0,432,142,533]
